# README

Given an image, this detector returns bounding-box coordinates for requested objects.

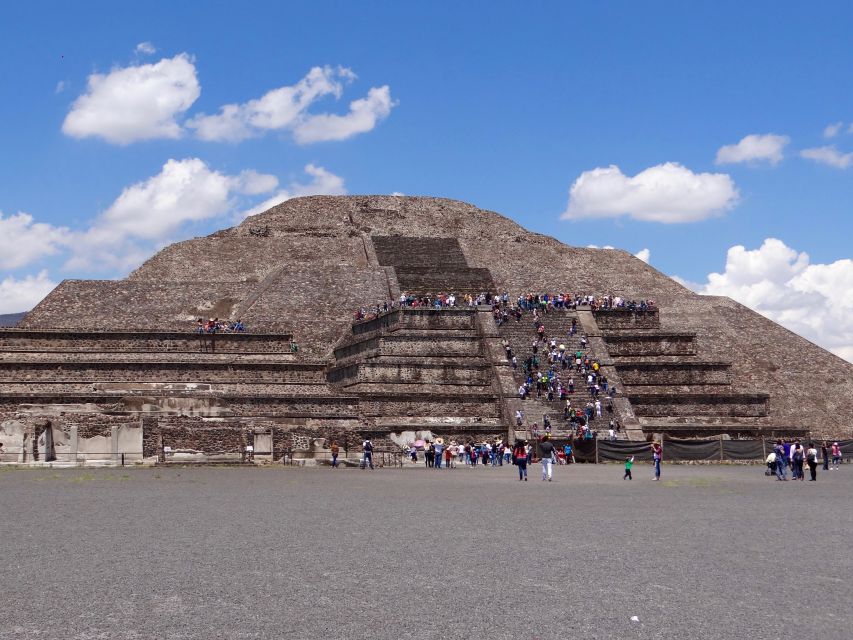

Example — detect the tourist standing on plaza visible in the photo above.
[539,434,556,482]
[806,443,818,481]
[651,441,662,480]
[773,440,788,480]
[822,441,829,471]
[434,438,445,469]
[831,442,842,470]
[513,440,528,481]
[791,441,805,481]
[361,439,374,470]
[624,456,634,480]
[330,440,340,468]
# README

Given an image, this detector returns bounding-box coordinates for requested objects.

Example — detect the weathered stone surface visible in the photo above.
[2,194,851,452]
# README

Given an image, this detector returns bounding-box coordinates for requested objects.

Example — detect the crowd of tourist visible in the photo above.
[352,290,657,322]
[396,435,672,482]
[195,318,246,334]
[766,439,843,481]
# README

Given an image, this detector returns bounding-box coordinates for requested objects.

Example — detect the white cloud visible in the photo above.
[563,162,738,223]
[800,145,853,169]
[230,169,279,196]
[715,133,789,166]
[186,66,394,144]
[0,271,57,314]
[634,248,650,263]
[293,85,395,143]
[62,53,200,144]
[55,81,65,94]
[65,158,257,271]
[823,122,844,139]
[0,212,70,269]
[135,41,157,55]
[238,164,347,220]
[64,159,343,271]
[688,238,853,362]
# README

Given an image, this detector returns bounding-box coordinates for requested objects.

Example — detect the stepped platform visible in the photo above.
[4,195,852,463]
[603,332,697,357]
[0,329,295,352]
[372,235,495,295]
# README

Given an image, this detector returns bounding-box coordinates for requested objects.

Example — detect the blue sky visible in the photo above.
[1,1,853,358]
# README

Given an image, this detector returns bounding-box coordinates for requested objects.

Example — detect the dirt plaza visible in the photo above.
[1,463,850,639]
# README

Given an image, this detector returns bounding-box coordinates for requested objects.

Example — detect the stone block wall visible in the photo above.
[616,363,732,386]
[0,330,294,353]
[593,309,660,330]
[605,333,696,357]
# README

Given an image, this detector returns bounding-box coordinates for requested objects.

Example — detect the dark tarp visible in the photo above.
[723,439,766,460]
[662,438,721,461]
[596,440,655,462]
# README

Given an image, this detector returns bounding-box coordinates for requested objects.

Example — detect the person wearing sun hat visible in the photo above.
[433,437,445,469]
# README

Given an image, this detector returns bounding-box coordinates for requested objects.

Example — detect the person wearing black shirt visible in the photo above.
[539,435,556,482]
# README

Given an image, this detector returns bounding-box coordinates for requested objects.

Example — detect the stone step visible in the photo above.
[372,236,472,270]
[0,351,300,363]
[0,361,328,384]
[395,268,495,294]
[615,362,732,386]
[628,392,769,418]
[334,382,497,394]
[0,329,294,352]
[604,332,697,357]
[0,381,336,395]
[593,309,660,330]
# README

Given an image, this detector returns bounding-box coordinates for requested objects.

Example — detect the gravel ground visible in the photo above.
[0,462,850,639]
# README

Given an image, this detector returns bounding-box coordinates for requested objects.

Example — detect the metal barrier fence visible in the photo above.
[540,437,853,464]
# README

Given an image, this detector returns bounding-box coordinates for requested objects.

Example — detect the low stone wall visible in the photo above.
[333,362,491,386]
[0,362,327,384]
[594,309,660,330]
[605,333,695,357]
[617,363,731,385]
[0,330,294,353]
[358,395,500,418]
[629,393,769,417]
[379,336,482,357]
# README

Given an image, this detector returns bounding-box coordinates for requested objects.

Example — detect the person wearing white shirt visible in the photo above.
[806,443,819,481]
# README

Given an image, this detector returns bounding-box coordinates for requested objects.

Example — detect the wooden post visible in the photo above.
[594,435,599,464]
[761,437,767,460]
[719,434,724,462]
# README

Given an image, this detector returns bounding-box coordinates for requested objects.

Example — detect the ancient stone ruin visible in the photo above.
[2,195,851,463]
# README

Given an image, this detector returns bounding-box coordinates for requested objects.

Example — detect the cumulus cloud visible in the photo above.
[0,271,57,314]
[186,66,394,144]
[563,163,738,223]
[293,85,395,143]
[62,53,200,144]
[634,248,651,263]
[238,164,347,220]
[0,211,70,269]
[687,238,853,362]
[823,122,844,139]
[61,159,344,271]
[800,145,853,169]
[715,133,790,166]
[135,41,156,55]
